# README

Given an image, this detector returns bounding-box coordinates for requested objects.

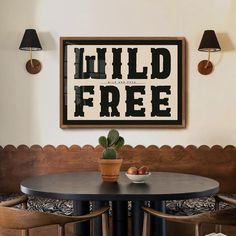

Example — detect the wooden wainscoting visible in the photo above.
[0,144,236,236]
[0,144,236,194]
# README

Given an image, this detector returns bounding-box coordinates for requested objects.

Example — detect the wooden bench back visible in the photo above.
[0,145,235,194]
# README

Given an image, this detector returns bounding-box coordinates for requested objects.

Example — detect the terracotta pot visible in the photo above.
[98,159,123,182]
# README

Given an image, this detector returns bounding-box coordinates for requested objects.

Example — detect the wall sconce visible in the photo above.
[19,29,42,74]
[198,30,221,75]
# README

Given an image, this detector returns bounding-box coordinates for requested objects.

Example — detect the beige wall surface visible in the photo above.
[0,0,235,147]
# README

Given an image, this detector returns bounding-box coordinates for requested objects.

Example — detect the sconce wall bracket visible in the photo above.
[26,59,42,74]
[19,29,42,75]
[198,60,213,75]
[198,30,220,76]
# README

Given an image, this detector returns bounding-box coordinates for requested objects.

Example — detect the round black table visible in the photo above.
[21,172,219,236]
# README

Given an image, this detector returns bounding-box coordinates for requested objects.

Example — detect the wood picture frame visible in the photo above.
[60,37,186,128]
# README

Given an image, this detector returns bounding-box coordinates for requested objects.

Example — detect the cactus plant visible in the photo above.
[99,129,125,159]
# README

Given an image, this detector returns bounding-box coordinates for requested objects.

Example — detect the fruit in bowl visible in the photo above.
[127,167,138,175]
[127,166,149,175]
[126,166,151,183]
[138,166,148,175]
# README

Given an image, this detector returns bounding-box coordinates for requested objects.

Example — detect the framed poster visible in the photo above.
[60,37,186,128]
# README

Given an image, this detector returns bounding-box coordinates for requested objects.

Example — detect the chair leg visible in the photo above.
[102,213,109,236]
[215,224,222,234]
[195,224,201,236]
[58,225,65,236]
[21,199,29,236]
[22,202,27,210]
[22,229,29,236]
[215,197,222,233]
[215,198,220,211]
[142,212,150,236]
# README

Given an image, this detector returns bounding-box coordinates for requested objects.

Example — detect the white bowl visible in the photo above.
[125,172,151,183]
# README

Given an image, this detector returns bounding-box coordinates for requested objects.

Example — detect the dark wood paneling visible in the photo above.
[0,145,236,194]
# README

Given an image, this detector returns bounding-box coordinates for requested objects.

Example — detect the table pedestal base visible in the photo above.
[92,201,108,236]
[112,201,128,236]
[132,201,144,236]
[150,200,166,236]
[73,201,90,236]
[73,200,166,236]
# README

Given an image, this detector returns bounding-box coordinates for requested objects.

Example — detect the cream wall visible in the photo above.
[0,0,235,147]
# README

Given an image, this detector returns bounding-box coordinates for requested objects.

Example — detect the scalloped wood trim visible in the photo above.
[0,144,236,152]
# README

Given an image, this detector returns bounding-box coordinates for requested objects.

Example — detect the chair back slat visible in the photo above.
[188,208,236,226]
[0,206,109,230]
[143,207,236,226]
[216,195,236,207]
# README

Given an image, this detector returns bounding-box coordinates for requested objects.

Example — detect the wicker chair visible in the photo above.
[142,206,236,236]
[0,195,109,236]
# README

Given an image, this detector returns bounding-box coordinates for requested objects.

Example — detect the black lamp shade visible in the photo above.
[198,30,221,52]
[19,29,42,51]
